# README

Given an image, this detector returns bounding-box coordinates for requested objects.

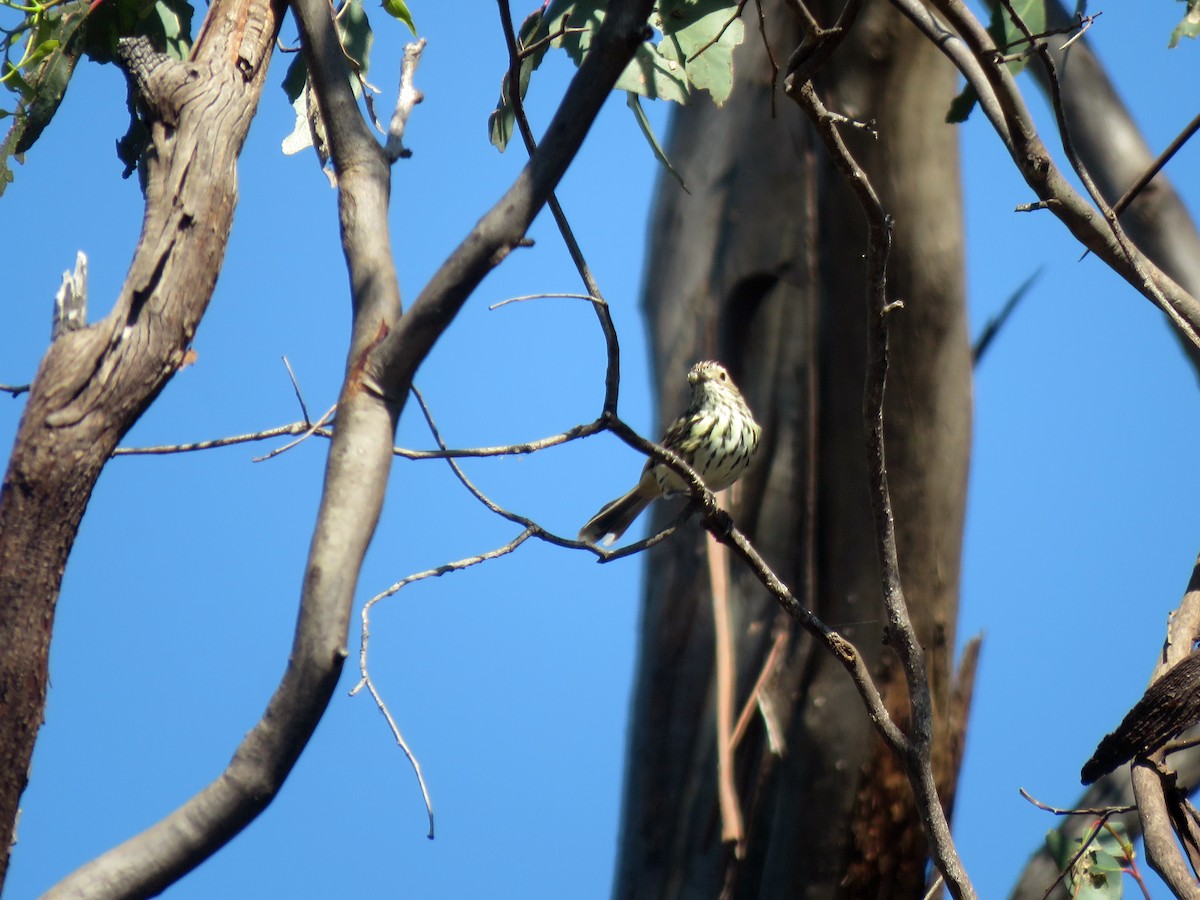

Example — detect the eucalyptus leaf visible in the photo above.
[1169,0,1200,47]
[381,0,416,35]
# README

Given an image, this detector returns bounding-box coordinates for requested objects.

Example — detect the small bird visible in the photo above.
[578,360,761,546]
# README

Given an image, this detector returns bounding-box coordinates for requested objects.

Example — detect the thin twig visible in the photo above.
[497,0,621,413]
[1,383,31,397]
[785,40,975,899]
[1018,787,1135,817]
[1037,815,1117,900]
[111,421,331,456]
[488,292,600,310]
[252,402,338,462]
[1000,0,1168,315]
[1110,109,1200,222]
[753,0,779,117]
[281,355,312,426]
[687,0,750,63]
[995,11,1100,52]
[1163,734,1200,758]
[350,531,533,839]
[518,14,587,59]
[910,0,1200,352]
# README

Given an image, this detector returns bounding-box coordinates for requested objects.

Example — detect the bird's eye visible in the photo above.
[719,370,728,381]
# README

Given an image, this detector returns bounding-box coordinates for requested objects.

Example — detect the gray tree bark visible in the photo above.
[0,0,283,884]
[614,1,974,896]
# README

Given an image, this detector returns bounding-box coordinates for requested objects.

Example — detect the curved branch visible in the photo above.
[46,1,655,896]
[373,1,654,402]
[0,0,285,890]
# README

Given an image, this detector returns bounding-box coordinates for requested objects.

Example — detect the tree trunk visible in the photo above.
[0,0,282,885]
[613,1,973,896]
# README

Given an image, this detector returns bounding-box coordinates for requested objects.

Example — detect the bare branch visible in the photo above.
[1019,787,1134,818]
[903,0,1200,352]
[48,0,655,894]
[384,38,426,162]
[4,0,287,890]
[282,356,313,425]
[111,421,331,456]
[784,51,975,900]
[251,403,337,462]
[495,0,622,413]
[1110,109,1200,222]
[350,529,536,840]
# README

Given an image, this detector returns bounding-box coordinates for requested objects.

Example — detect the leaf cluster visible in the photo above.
[488,0,745,153]
[0,0,195,191]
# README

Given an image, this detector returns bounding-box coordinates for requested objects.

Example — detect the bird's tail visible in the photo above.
[578,487,653,546]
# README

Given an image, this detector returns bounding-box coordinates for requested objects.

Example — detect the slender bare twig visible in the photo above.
[785,36,975,900]
[1111,109,1200,222]
[1019,787,1135,817]
[995,11,1102,52]
[753,0,779,116]
[907,0,1200,352]
[496,0,621,413]
[488,292,599,310]
[252,402,338,462]
[281,356,313,425]
[350,530,534,839]
[518,14,586,60]
[0,384,31,397]
[111,422,331,456]
[1164,734,1200,758]
[997,0,1168,320]
[686,0,750,63]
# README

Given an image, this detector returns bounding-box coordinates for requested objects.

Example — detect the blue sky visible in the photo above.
[2,3,1199,897]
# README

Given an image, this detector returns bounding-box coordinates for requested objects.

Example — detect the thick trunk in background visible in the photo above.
[613,1,973,897]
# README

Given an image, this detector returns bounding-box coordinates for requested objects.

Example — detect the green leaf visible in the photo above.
[549,2,688,103]
[1045,825,1129,900]
[945,0,1044,123]
[488,0,745,149]
[545,0,743,104]
[282,54,308,106]
[6,0,89,155]
[25,40,63,70]
[626,91,685,190]
[945,83,978,123]
[151,0,195,60]
[338,0,373,80]
[655,0,744,106]
[986,0,1046,76]
[1169,0,1200,47]
[381,0,416,35]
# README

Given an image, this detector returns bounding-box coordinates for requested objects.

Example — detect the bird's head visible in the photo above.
[688,360,731,388]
